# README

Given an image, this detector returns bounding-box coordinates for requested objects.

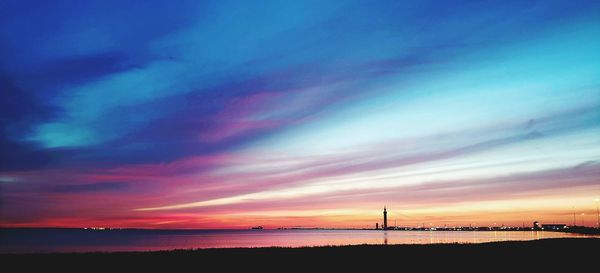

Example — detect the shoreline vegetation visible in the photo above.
[1,238,598,270]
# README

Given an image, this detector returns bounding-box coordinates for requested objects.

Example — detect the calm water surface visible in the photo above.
[1,229,597,253]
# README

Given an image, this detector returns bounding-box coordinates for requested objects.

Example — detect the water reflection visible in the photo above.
[383,231,388,245]
[429,230,434,244]
[1,229,598,253]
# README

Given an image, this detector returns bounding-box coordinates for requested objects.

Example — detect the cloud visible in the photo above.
[134,105,600,211]
[50,182,128,193]
[1,0,600,228]
[144,161,600,213]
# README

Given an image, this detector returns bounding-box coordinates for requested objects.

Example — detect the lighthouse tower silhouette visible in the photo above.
[383,206,388,230]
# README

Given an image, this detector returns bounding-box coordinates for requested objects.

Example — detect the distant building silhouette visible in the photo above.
[533,221,566,231]
[383,206,388,230]
[376,223,379,230]
[541,224,567,231]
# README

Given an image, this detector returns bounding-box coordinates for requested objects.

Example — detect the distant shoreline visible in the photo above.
[2,226,599,234]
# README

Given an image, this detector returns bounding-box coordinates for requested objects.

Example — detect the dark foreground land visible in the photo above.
[1,238,598,270]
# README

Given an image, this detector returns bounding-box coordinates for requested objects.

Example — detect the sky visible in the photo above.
[1,0,599,229]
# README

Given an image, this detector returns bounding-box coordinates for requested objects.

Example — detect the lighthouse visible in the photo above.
[383,206,388,230]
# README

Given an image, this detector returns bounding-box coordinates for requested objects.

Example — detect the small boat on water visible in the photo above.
[251,226,263,230]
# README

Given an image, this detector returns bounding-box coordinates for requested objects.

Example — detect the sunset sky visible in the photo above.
[1,0,599,229]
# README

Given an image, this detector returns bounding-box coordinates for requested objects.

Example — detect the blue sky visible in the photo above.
[1,0,599,228]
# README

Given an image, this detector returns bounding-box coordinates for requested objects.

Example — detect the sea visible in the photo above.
[1,228,598,253]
